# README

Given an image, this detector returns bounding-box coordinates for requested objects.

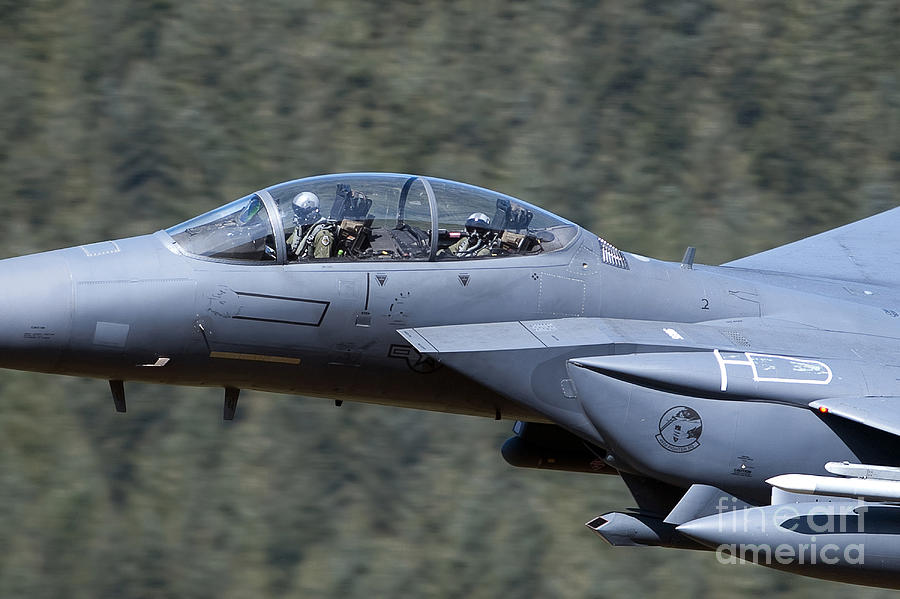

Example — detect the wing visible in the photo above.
[723,207,900,287]
[400,317,900,445]
[399,316,885,366]
[809,397,900,437]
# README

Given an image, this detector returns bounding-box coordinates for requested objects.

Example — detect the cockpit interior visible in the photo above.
[166,174,578,264]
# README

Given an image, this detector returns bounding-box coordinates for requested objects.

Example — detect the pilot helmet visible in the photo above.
[465,212,491,235]
[292,191,320,225]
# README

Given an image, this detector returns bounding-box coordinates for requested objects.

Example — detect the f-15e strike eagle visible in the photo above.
[4,172,900,587]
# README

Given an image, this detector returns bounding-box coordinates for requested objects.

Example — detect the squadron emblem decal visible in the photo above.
[656,406,703,453]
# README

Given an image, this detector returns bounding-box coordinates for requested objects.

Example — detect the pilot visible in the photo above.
[287,191,336,260]
[440,212,494,258]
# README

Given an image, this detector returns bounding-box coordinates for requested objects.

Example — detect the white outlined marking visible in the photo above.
[713,350,832,392]
[713,349,728,391]
[746,353,833,385]
[81,241,121,257]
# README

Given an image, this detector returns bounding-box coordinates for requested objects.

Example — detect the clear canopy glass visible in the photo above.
[166,174,577,263]
[268,174,435,261]
[166,194,276,261]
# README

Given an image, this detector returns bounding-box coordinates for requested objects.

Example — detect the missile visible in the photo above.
[570,349,855,402]
[825,461,900,481]
[767,473,900,502]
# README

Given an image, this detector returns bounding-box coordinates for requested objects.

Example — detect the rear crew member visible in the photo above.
[439,213,495,258]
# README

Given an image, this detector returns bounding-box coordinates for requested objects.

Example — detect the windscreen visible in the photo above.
[166,194,276,262]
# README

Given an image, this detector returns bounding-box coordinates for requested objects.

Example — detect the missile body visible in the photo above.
[768,473,900,502]
[825,461,900,480]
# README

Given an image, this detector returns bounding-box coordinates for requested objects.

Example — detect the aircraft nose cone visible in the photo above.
[0,250,73,372]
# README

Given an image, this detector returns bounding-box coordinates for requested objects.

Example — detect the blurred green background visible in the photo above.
[2,1,900,597]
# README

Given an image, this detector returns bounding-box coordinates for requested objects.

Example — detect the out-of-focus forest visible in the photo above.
[1,1,899,597]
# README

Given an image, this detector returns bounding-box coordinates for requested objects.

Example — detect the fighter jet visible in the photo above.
[4,172,900,588]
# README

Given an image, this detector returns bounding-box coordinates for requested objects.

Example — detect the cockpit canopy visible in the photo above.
[166,174,578,264]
